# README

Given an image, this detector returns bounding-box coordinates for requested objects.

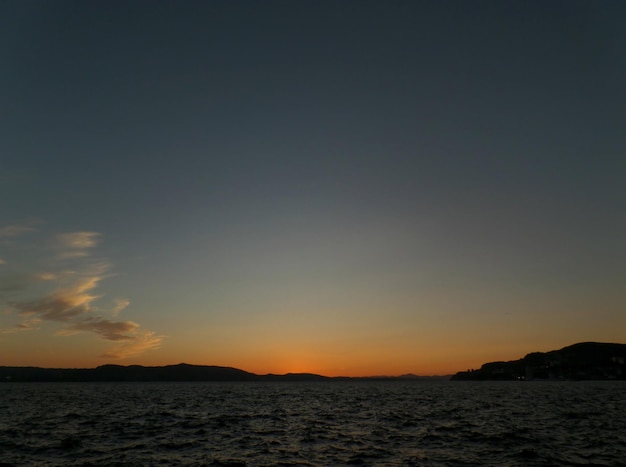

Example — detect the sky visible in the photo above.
[1,0,625,376]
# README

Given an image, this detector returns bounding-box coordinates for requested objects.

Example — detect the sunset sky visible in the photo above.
[1,1,625,376]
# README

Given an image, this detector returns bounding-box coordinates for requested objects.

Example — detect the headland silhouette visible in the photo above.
[451,342,626,381]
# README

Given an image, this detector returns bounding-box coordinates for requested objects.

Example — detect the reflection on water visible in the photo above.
[1,381,625,466]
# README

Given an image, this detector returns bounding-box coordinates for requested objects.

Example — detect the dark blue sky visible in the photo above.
[1,1,625,373]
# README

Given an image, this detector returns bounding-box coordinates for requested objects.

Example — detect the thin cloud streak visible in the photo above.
[16,318,40,330]
[100,331,163,359]
[111,298,130,316]
[57,232,101,258]
[0,224,37,238]
[57,232,101,249]
[60,318,139,341]
[35,272,57,281]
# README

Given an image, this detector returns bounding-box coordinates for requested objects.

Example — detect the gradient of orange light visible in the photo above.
[5,300,625,375]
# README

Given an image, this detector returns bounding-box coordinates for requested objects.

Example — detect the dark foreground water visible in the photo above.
[1,381,625,466]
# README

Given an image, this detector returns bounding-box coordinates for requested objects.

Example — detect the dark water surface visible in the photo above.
[1,381,625,466]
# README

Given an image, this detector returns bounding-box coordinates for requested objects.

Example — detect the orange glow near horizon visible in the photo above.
[3,317,624,376]
[2,333,476,375]
[0,335,535,377]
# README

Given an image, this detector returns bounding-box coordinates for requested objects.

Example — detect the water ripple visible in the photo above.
[0,381,625,466]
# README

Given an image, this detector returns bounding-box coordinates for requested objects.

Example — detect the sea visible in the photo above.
[1,380,625,466]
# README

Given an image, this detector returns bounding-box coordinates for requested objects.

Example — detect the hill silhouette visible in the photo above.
[451,342,626,381]
[4,342,622,382]
[0,364,450,383]
[0,364,260,383]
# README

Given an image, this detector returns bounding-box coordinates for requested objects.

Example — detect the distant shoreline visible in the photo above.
[4,342,625,382]
[0,363,451,383]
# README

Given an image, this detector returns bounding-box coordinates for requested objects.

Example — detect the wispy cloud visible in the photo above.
[1,229,163,359]
[58,232,100,249]
[16,318,41,331]
[111,298,130,316]
[0,223,37,238]
[13,275,102,321]
[58,317,138,340]
[34,272,57,281]
[0,318,41,334]
[57,232,101,258]
[100,331,163,359]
